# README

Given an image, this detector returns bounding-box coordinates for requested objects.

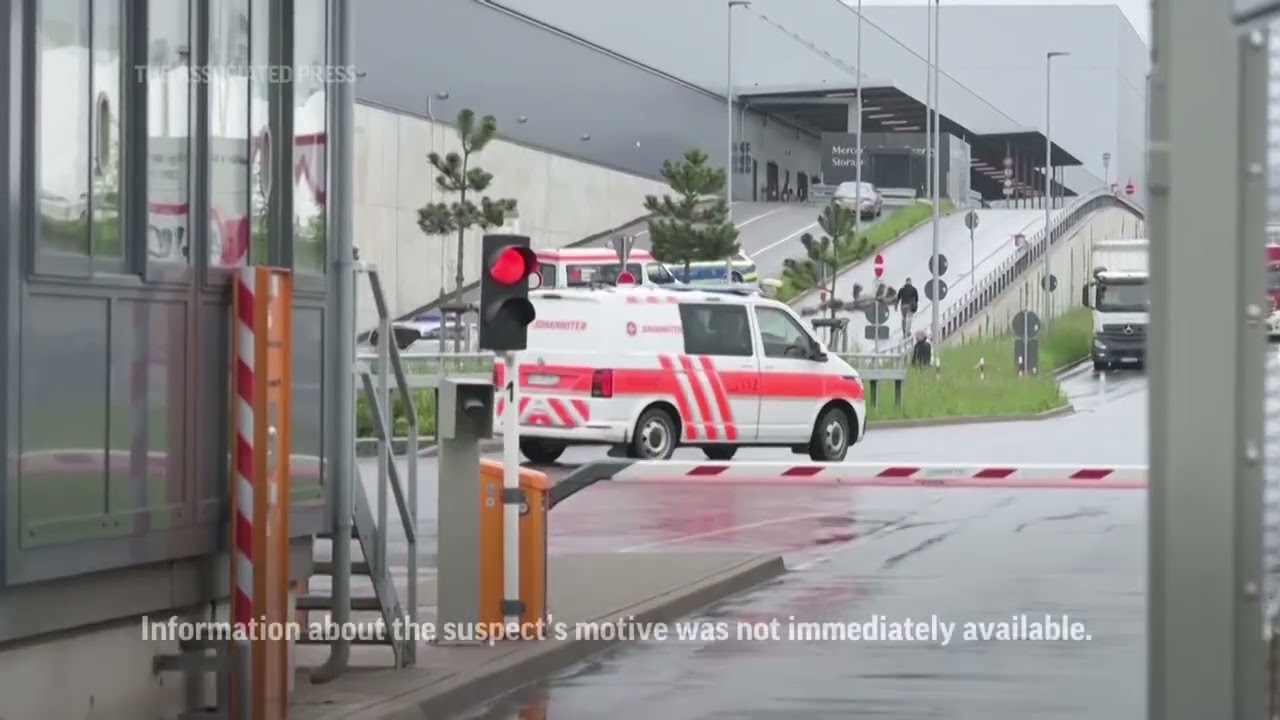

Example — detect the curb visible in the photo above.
[355,554,787,720]
[355,438,504,458]
[784,203,959,308]
[869,402,1075,430]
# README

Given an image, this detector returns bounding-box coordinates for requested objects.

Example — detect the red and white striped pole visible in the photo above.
[232,268,258,716]
[230,267,292,719]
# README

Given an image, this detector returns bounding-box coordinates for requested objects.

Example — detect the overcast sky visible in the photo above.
[861,0,1150,43]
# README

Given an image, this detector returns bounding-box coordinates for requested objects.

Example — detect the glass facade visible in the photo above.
[2,0,334,594]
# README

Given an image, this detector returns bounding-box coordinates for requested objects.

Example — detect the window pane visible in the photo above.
[208,0,251,268]
[294,0,327,273]
[678,304,753,357]
[90,0,122,259]
[756,307,810,359]
[39,0,91,257]
[146,0,191,263]
[248,0,269,265]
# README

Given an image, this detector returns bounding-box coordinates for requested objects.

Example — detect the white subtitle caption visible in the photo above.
[142,613,1092,646]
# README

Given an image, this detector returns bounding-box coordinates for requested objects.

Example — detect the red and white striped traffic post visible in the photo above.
[231,267,293,720]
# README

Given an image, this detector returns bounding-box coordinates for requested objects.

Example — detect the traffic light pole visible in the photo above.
[502,350,522,629]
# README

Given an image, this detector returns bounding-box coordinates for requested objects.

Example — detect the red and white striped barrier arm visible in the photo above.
[598,462,1147,489]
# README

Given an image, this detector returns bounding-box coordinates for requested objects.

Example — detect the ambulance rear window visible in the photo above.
[678,304,753,357]
[565,263,643,287]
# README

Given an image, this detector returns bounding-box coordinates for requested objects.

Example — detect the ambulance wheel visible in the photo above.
[808,405,851,462]
[520,438,566,464]
[702,445,738,461]
[629,406,679,460]
[730,271,744,283]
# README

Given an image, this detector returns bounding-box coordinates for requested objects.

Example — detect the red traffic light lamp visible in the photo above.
[490,246,535,286]
[479,235,538,352]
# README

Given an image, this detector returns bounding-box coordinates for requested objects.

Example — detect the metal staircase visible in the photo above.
[297,261,420,667]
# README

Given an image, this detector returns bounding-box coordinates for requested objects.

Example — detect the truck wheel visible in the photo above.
[808,406,851,462]
[629,406,679,460]
[702,445,738,461]
[1093,359,1108,372]
[520,439,566,464]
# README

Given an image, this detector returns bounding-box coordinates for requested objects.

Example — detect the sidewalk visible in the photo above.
[290,551,786,719]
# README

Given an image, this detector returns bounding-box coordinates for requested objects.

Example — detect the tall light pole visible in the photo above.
[727,1,749,227]
[929,0,941,344]
[427,90,450,297]
[924,0,933,201]
[854,0,863,249]
[1043,50,1068,329]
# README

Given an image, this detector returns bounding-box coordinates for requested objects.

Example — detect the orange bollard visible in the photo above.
[478,460,549,634]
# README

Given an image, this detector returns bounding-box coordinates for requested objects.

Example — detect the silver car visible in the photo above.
[833,181,882,219]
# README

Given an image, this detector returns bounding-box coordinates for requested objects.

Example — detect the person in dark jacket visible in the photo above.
[895,278,920,336]
[911,329,933,368]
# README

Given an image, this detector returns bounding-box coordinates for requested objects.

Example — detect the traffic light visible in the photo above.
[479,234,538,352]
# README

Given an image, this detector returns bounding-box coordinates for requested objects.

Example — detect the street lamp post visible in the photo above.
[1102,151,1111,189]
[727,1,749,227]
[1043,51,1068,330]
[427,90,450,297]
[929,0,941,345]
[854,0,863,249]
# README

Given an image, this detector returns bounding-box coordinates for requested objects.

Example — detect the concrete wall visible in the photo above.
[353,102,668,330]
[951,206,1148,345]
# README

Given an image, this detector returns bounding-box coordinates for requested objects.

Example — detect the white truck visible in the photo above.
[1081,239,1149,371]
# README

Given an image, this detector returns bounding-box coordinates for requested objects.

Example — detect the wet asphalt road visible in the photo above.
[442,367,1148,719]
[621,200,886,282]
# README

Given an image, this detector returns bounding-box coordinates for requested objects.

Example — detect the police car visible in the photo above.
[494,285,867,464]
[670,251,759,284]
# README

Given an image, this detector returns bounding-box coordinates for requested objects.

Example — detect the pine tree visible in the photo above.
[643,148,740,280]
[781,203,866,304]
[417,109,518,302]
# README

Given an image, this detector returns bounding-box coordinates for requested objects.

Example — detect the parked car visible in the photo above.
[832,181,882,219]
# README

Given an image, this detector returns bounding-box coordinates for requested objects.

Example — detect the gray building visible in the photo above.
[862,3,1149,203]
[364,0,1142,203]
[355,0,823,201]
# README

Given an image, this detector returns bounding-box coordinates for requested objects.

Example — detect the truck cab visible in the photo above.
[1081,239,1149,371]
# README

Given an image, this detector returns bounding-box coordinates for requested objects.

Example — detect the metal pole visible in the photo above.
[726,2,744,225]
[313,0,354,684]
[502,351,521,628]
[1043,52,1063,330]
[929,0,940,344]
[924,0,933,201]
[1149,0,1267,716]
[854,0,863,243]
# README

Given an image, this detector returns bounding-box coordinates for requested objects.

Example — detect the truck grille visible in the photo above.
[1099,323,1147,342]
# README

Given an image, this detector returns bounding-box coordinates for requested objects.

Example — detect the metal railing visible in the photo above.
[313,261,421,675]
[897,186,1146,349]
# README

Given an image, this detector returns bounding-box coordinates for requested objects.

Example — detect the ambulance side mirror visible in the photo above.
[1080,282,1091,308]
[808,338,827,362]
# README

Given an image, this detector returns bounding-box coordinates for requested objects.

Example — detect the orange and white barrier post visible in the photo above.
[230,267,293,720]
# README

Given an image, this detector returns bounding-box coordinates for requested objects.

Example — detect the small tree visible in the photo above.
[781,202,866,305]
[417,109,518,302]
[643,148,740,279]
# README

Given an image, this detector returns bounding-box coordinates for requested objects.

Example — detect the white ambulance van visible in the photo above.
[534,248,680,288]
[493,285,868,463]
